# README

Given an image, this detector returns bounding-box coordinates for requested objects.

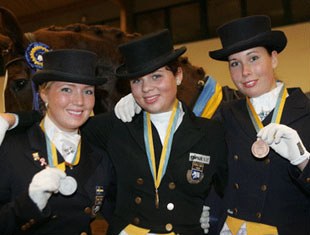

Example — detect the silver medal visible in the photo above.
[59,176,77,196]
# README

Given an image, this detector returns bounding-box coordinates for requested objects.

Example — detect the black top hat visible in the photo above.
[115,29,187,79]
[209,15,287,61]
[32,49,105,85]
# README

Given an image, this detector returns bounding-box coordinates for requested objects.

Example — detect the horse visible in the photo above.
[1,6,227,116]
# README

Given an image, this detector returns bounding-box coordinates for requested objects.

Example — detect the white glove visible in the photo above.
[257,123,310,165]
[29,168,66,211]
[200,205,210,234]
[114,93,141,122]
[0,115,9,145]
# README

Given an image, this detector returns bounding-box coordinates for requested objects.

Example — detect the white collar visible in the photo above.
[250,82,285,119]
[150,102,184,144]
[43,115,81,163]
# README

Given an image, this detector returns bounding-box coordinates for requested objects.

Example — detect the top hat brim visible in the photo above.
[209,31,287,61]
[115,47,187,79]
[32,70,106,86]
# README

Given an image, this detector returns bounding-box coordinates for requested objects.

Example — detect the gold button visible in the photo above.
[165,223,173,231]
[136,178,144,185]
[234,155,239,160]
[168,182,176,190]
[133,217,140,225]
[264,158,270,164]
[256,212,262,218]
[135,196,142,204]
[20,225,27,231]
[261,184,267,191]
[306,178,310,183]
[234,183,239,189]
[29,219,36,225]
[233,208,238,214]
[84,207,92,215]
[80,233,88,235]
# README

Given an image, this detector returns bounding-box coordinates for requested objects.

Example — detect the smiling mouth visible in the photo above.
[144,95,159,104]
[243,80,257,88]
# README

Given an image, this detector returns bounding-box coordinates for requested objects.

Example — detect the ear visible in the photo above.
[39,89,48,104]
[271,50,278,69]
[176,67,183,85]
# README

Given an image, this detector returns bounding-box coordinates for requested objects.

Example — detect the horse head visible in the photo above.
[0,6,139,113]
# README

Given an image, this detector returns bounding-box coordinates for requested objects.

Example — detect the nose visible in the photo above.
[72,92,84,105]
[142,79,153,93]
[242,63,251,76]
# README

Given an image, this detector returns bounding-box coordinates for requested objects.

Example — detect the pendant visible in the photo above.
[251,138,270,159]
[59,176,77,196]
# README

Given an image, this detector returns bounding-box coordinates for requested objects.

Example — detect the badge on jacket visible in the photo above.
[186,153,210,184]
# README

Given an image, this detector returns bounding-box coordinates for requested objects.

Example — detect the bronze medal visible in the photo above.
[251,139,270,159]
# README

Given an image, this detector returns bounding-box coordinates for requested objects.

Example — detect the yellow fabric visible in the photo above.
[123,224,176,235]
[200,82,223,119]
[124,224,150,235]
[226,216,278,235]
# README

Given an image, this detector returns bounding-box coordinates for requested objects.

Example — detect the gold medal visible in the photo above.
[251,138,270,159]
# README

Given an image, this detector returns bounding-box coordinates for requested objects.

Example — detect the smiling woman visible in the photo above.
[0,49,116,235]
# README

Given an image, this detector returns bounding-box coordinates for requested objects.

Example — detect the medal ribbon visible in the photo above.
[246,85,288,132]
[143,99,180,208]
[40,120,81,171]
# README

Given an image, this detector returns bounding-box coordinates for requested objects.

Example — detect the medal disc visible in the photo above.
[251,139,270,159]
[59,176,77,196]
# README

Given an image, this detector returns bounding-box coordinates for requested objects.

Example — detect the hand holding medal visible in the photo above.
[246,85,288,159]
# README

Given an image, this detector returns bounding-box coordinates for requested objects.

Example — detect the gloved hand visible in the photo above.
[29,167,66,211]
[257,123,310,165]
[114,93,141,122]
[200,205,210,234]
[0,115,9,145]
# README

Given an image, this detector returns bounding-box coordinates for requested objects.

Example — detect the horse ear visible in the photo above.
[0,7,26,54]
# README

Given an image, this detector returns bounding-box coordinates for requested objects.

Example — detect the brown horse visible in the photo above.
[0,6,219,115]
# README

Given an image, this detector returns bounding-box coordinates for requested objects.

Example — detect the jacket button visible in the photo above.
[84,207,92,215]
[165,223,173,231]
[29,219,36,225]
[167,203,174,211]
[234,155,239,160]
[306,178,310,183]
[136,178,144,185]
[135,196,142,204]
[133,217,140,225]
[20,225,28,231]
[264,158,270,164]
[261,184,267,191]
[168,182,176,190]
[256,212,262,219]
[234,183,239,189]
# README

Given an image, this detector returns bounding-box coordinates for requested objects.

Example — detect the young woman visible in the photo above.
[82,29,228,235]
[0,49,116,234]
